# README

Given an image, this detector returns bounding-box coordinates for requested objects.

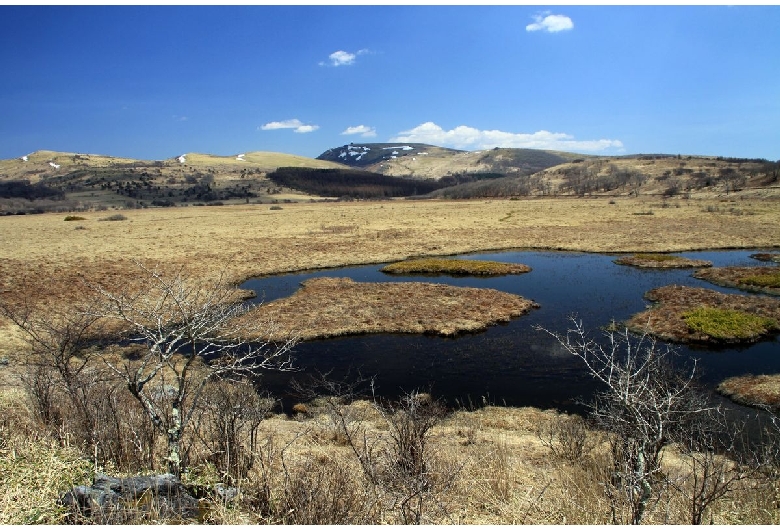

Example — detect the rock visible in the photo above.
[60,473,200,523]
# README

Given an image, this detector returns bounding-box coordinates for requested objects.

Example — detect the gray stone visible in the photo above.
[60,473,200,523]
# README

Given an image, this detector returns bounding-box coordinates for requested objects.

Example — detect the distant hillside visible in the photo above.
[1,147,778,213]
[317,144,581,180]
[0,150,350,213]
[428,154,780,200]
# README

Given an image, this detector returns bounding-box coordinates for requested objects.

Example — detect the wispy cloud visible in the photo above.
[526,12,574,33]
[390,122,623,153]
[260,119,319,134]
[320,49,370,67]
[341,125,377,138]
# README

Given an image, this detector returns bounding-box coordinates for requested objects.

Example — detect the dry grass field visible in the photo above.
[1,196,778,356]
[2,196,780,524]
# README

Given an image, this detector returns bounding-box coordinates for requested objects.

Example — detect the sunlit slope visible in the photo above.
[170,151,348,174]
[368,147,584,179]
[0,150,349,183]
[0,150,145,182]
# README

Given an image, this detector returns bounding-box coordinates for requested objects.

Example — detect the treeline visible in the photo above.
[0,180,64,200]
[267,167,442,199]
[427,174,549,199]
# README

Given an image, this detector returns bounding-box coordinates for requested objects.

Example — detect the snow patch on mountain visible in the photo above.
[383,146,414,151]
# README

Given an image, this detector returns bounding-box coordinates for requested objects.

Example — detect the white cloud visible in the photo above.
[260,119,319,134]
[390,122,623,153]
[294,124,319,133]
[526,12,574,33]
[320,48,370,67]
[329,50,356,66]
[341,125,377,138]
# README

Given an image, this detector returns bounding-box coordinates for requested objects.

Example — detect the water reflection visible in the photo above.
[242,250,780,412]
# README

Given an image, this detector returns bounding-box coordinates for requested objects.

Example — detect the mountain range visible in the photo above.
[0,145,777,214]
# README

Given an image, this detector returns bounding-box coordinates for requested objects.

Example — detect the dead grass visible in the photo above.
[718,374,780,409]
[245,277,538,340]
[626,285,780,344]
[614,253,713,268]
[382,257,531,276]
[0,389,94,524]
[751,252,780,263]
[1,384,778,525]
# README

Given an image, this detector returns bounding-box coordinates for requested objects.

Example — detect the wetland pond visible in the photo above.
[241,250,780,413]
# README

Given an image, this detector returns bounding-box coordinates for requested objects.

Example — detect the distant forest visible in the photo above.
[0,180,63,200]
[267,167,443,199]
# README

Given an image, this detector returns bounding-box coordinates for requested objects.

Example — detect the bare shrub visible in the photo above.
[278,453,374,524]
[538,413,593,462]
[193,378,276,484]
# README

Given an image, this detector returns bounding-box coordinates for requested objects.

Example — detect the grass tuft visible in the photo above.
[683,307,778,341]
[382,258,530,276]
[614,254,712,269]
[742,271,780,289]
[718,374,780,409]
[631,253,677,262]
[98,213,127,222]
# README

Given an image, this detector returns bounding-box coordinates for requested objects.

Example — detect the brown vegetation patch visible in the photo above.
[717,374,780,410]
[751,253,780,263]
[694,266,780,296]
[245,277,538,340]
[381,257,531,276]
[626,284,780,344]
[614,253,712,269]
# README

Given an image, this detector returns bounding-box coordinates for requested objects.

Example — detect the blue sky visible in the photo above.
[1,5,778,161]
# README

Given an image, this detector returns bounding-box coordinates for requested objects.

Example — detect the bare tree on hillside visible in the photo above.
[89,262,297,478]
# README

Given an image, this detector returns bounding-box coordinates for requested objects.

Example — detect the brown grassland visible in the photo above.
[245,277,538,340]
[2,196,780,524]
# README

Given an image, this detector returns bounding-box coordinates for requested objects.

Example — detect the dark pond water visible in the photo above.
[241,250,780,413]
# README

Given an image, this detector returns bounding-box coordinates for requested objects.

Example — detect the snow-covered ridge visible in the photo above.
[339,145,371,162]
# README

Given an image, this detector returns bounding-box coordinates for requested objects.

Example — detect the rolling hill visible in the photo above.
[0,150,351,213]
[423,153,779,200]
